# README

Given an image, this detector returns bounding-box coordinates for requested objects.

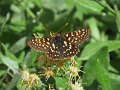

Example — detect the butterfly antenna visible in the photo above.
[54,22,69,35]
[42,21,69,36]
[42,26,51,32]
[42,26,55,36]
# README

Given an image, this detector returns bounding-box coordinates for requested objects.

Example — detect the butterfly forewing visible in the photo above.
[28,37,51,52]
[63,29,90,45]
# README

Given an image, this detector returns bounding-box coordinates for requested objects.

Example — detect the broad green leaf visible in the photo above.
[10,15,26,32]
[82,47,109,86]
[55,77,67,89]
[107,41,120,52]
[96,59,111,90]
[65,0,75,10]
[75,0,104,14]
[33,0,42,8]
[11,4,21,13]
[2,44,18,61]
[10,37,27,53]
[79,42,104,60]
[18,51,25,61]
[24,49,37,67]
[87,17,100,41]
[0,53,19,74]
[109,73,120,90]
[79,41,120,60]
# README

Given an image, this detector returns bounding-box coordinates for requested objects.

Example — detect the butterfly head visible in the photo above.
[50,32,61,37]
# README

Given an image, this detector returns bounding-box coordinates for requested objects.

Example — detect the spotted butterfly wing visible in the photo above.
[28,37,52,52]
[28,29,90,60]
[45,36,79,60]
[63,29,90,45]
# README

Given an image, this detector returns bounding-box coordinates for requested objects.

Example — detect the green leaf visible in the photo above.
[24,49,37,67]
[10,37,27,53]
[75,0,104,14]
[79,42,104,60]
[79,41,120,60]
[106,41,120,52]
[33,0,42,8]
[11,4,21,13]
[18,51,25,61]
[65,0,75,10]
[2,44,18,61]
[87,17,100,41]
[96,59,111,90]
[55,77,67,89]
[109,73,120,90]
[82,47,109,86]
[0,53,19,74]
[114,4,120,32]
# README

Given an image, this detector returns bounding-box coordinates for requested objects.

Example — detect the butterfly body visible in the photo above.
[54,36,65,55]
[28,29,90,60]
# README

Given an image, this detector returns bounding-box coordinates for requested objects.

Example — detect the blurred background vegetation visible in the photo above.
[0,0,120,90]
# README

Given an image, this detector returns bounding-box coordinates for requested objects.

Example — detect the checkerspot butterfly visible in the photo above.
[28,29,90,60]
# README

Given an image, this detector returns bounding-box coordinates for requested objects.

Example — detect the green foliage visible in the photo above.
[0,0,120,90]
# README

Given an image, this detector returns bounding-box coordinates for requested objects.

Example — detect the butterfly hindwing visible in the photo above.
[45,36,79,60]
[45,37,61,60]
[62,41,79,59]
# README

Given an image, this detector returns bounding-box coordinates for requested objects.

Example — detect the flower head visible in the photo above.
[21,70,40,90]
[69,82,84,90]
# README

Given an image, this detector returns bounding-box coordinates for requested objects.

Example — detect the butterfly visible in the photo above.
[28,29,90,60]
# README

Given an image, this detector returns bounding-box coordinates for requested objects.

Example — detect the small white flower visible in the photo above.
[70,82,84,90]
